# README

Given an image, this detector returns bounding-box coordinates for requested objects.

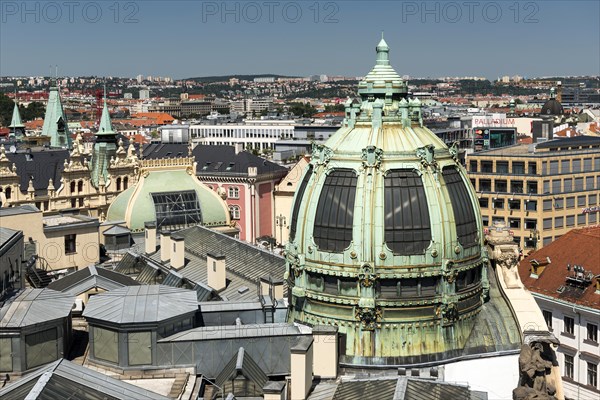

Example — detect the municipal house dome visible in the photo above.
[285,37,520,366]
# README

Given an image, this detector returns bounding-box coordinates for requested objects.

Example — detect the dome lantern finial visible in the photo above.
[375,34,390,66]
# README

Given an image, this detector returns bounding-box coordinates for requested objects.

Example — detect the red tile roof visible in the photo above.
[518,226,600,309]
[132,112,175,125]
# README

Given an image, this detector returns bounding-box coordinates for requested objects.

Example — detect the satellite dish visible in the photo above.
[9,145,17,154]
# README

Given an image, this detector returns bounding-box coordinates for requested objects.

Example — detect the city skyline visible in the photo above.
[1,1,599,79]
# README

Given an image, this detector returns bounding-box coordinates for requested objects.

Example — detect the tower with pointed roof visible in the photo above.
[285,38,523,366]
[9,101,25,138]
[42,81,71,148]
[90,92,118,189]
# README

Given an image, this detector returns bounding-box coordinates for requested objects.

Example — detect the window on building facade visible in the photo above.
[527,181,538,194]
[479,179,492,191]
[528,163,537,175]
[578,214,587,226]
[481,161,493,173]
[588,362,598,388]
[564,178,573,192]
[493,198,504,210]
[566,197,575,209]
[497,161,509,173]
[543,218,552,229]
[552,179,561,193]
[549,161,559,174]
[509,200,521,210]
[564,316,575,336]
[469,160,478,172]
[65,234,76,254]
[511,180,523,193]
[495,180,507,192]
[575,178,584,191]
[509,218,521,229]
[525,200,537,211]
[588,323,598,343]
[590,194,598,205]
[555,216,564,229]
[586,176,595,190]
[584,158,592,171]
[564,354,574,379]
[572,159,581,173]
[525,219,536,230]
[512,162,525,174]
[566,215,575,227]
[542,310,552,330]
[479,198,489,208]
[228,186,240,199]
[561,159,570,174]
[543,199,553,211]
[578,196,587,207]
[229,205,240,220]
[591,213,598,224]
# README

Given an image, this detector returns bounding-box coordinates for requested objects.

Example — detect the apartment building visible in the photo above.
[518,227,600,400]
[467,136,600,250]
[189,120,295,151]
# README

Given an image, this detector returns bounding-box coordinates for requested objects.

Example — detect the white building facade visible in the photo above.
[189,121,295,151]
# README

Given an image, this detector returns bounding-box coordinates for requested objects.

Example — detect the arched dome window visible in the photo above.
[77,180,83,193]
[289,165,313,241]
[123,177,128,190]
[313,169,357,252]
[384,169,431,255]
[70,181,76,194]
[442,167,478,248]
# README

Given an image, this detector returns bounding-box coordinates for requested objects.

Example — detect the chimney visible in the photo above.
[263,381,286,400]
[530,257,551,279]
[290,336,314,400]
[312,325,338,379]
[144,221,157,254]
[160,230,171,262]
[273,278,284,300]
[207,253,226,291]
[234,142,244,155]
[171,234,185,269]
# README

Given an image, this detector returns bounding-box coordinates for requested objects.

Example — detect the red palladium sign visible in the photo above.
[581,206,600,214]
[473,118,516,127]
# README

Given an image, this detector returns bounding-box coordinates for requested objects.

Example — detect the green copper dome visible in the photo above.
[285,39,506,366]
[107,166,231,232]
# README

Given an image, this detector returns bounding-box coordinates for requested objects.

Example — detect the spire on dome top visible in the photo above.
[375,32,390,66]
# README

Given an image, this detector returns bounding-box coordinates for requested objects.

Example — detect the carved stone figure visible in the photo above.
[514,340,558,400]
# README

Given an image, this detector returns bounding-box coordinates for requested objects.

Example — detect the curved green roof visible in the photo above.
[107,168,230,232]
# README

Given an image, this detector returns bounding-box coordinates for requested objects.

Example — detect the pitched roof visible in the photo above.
[215,347,269,391]
[3,146,69,194]
[518,227,600,309]
[46,265,139,295]
[0,289,74,328]
[42,86,72,148]
[193,145,288,176]
[0,359,169,400]
[9,103,24,128]
[82,285,198,324]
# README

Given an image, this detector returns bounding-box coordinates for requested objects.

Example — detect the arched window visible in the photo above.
[123,177,128,190]
[77,180,83,192]
[229,205,241,220]
[228,186,240,199]
[313,169,357,252]
[4,187,10,200]
[384,169,432,255]
[70,181,76,194]
[116,177,122,191]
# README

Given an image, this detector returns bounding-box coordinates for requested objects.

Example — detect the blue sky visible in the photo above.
[1,1,599,79]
